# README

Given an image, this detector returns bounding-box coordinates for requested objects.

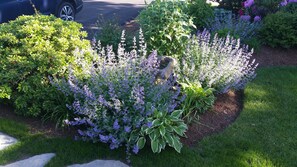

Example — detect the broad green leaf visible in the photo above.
[151,139,159,153]
[172,136,182,153]
[159,125,166,137]
[152,119,162,127]
[171,110,183,118]
[164,133,174,146]
[137,137,146,150]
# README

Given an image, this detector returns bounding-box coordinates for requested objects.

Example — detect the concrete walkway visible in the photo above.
[0,132,17,151]
[0,132,128,167]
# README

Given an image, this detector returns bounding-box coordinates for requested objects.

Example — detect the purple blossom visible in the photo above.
[132,145,139,154]
[124,126,131,133]
[99,134,109,143]
[113,119,120,130]
[254,16,261,22]
[146,121,153,128]
[280,0,288,6]
[240,15,251,21]
[244,0,254,8]
[288,0,297,3]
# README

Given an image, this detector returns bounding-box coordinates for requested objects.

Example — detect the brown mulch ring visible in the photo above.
[0,40,296,147]
[181,90,243,147]
[253,46,297,67]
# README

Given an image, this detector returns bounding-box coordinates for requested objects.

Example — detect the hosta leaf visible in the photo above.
[152,119,162,127]
[151,139,159,153]
[171,110,183,118]
[172,136,182,153]
[164,133,174,146]
[137,137,146,150]
[159,125,166,137]
[173,126,185,136]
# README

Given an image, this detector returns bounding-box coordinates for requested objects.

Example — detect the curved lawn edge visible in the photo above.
[1,67,297,167]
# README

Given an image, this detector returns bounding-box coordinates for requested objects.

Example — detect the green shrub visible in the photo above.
[188,0,214,29]
[0,15,94,120]
[280,2,297,13]
[137,0,195,58]
[95,15,122,52]
[260,11,297,48]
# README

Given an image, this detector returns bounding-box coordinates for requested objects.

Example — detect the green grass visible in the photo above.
[0,67,297,167]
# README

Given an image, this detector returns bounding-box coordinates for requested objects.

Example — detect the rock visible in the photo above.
[1,153,56,167]
[68,160,129,167]
[0,132,17,151]
[155,56,177,83]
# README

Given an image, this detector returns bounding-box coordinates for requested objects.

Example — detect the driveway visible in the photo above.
[75,0,152,38]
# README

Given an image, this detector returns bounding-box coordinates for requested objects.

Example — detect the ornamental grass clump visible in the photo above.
[56,31,187,157]
[179,30,258,94]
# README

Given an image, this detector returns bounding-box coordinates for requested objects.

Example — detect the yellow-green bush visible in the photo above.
[0,15,94,120]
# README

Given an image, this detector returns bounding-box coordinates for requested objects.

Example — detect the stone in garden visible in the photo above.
[1,153,56,167]
[0,132,17,151]
[68,160,129,167]
[155,56,177,83]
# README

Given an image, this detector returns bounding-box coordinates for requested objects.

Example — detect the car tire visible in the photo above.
[57,2,75,21]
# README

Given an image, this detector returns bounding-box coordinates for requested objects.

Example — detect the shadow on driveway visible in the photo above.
[76,0,149,38]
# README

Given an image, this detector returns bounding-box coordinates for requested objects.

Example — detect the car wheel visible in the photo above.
[57,2,75,21]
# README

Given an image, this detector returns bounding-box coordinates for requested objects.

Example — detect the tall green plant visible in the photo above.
[137,0,195,58]
[188,0,214,29]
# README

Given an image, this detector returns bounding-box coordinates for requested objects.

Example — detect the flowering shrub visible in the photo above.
[0,15,93,119]
[207,8,261,43]
[178,30,258,93]
[137,0,195,58]
[57,32,186,155]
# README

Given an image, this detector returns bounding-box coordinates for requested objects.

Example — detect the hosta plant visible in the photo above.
[139,109,187,153]
[178,30,258,94]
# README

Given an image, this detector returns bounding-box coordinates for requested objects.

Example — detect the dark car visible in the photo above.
[0,0,83,23]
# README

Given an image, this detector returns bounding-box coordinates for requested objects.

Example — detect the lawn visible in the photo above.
[0,67,296,167]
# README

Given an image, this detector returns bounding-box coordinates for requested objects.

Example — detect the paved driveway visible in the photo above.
[76,0,152,37]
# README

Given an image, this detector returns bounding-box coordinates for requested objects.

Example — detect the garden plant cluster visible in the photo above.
[0,0,296,161]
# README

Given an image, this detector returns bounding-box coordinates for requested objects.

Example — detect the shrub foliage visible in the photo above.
[188,0,214,29]
[0,15,93,118]
[137,0,195,58]
[260,11,297,48]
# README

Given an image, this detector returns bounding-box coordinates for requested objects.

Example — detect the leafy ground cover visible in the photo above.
[1,66,296,166]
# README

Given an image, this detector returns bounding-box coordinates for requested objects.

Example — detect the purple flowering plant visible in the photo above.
[179,30,258,94]
[54,30,186,155]
[207,8,261,43]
